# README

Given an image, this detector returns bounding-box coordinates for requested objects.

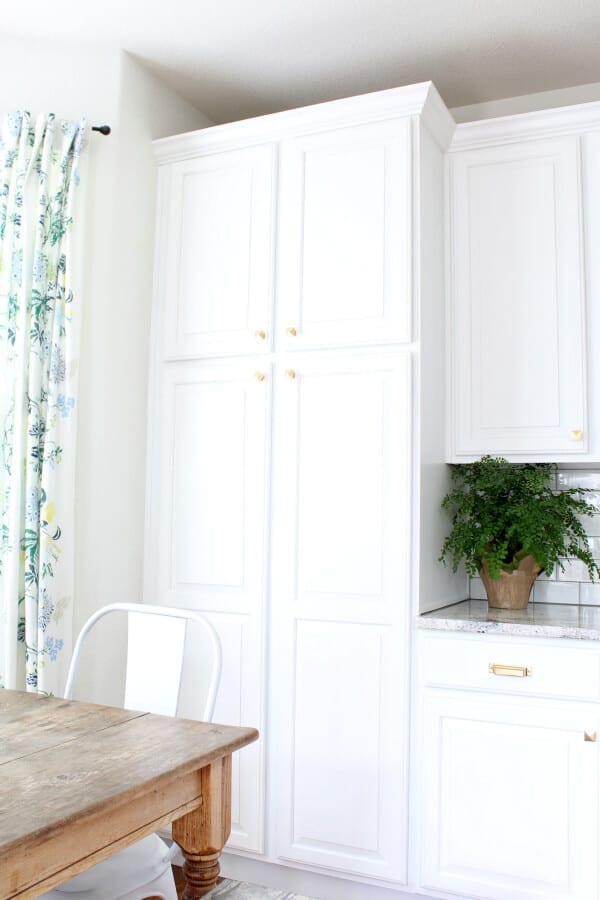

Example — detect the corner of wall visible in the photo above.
[118,51,213,138]
[74,51,214,703]
[416,124,467,614]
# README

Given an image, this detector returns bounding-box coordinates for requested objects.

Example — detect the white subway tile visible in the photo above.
[585,536,600,556]
[557,470,600,490]
[533,580,580,604]
[580,513,600,536]
[557,558,594,583]
[580,583,600,606]
[584,492,600,513]
[537,567,556,581]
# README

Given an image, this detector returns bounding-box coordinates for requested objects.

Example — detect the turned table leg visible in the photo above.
[172,754,232,899]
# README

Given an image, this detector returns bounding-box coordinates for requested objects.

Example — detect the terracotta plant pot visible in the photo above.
[479,554,541,610]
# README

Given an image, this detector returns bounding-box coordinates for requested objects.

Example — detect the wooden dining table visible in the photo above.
[0,689,258,899]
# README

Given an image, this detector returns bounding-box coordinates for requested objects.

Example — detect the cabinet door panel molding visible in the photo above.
[448,136,587,460]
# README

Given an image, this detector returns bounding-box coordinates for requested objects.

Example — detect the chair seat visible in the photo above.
[40,834,176,899]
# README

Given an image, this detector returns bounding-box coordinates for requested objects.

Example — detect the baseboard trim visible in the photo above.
[219,853,429,900]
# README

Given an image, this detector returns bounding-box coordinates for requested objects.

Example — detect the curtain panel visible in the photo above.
[0,111,87,694]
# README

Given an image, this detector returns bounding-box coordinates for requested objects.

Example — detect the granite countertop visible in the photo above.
[418,599,600,641]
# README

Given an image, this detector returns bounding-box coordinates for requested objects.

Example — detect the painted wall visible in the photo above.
[452,80,600,122]
[0,36,212,701]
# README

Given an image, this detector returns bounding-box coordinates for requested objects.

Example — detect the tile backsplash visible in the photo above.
[469,468,600,607]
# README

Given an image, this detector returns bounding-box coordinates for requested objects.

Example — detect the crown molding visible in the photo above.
[450,100,600,151]
[419,82,456,151]
[153,81,453,162]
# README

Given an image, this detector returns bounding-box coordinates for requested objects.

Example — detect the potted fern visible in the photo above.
[439,456,600,609]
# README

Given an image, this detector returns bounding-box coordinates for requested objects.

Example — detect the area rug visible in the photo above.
[209,879,317,899]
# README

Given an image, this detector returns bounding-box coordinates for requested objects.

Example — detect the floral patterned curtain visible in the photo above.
[0,112,87,694]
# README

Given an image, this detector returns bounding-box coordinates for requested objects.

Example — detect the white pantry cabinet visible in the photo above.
[417,631,600,900]
[446,102,600,463]
[146,81,457,895]
[269,351,411,881]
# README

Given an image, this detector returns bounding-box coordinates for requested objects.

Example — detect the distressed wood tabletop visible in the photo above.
[0,689,258,899]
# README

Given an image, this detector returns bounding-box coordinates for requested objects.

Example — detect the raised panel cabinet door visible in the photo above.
[145,359,271,852]
[420,691,599,900]
[277,118,412,351]
[158,145,276,359]
[448,136,587,460]
[581,133,600,465]
[269,352,411,883]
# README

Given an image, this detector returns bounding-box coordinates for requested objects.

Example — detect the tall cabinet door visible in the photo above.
[157,144,276,359]
[145,359,271,852]
[448,136,587,460]
[421,691,599,900]
[269,351,411,883]
[277,119,412,351]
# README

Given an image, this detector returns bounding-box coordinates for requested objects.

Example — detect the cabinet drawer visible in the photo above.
[420,632,600,700]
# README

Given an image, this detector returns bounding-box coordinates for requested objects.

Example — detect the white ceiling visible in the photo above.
[5,0,600,124]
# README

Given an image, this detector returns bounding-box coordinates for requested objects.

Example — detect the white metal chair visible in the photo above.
[40,602,223,900]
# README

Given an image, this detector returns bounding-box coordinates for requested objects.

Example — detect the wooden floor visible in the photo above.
[172,866,317,898]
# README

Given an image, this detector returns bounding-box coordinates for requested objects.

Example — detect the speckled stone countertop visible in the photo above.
[418,600,600,641]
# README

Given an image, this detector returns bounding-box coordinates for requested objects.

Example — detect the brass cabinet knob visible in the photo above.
[285,326,297,337]
[254,329,266,340]
[284,369,296,379]
[570,429,583,441]
[254,371,266,382]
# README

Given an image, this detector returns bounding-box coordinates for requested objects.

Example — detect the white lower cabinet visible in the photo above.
[418,633,600,900]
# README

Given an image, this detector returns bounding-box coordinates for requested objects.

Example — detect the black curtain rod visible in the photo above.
[92,125,111,135]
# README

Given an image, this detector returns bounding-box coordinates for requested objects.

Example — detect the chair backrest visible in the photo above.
[64,603,222,721]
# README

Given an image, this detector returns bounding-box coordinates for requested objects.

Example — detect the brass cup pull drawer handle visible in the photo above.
[489,663,531,678]
[584,731,597,742]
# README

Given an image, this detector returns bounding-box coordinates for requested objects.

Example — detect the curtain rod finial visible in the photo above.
[92,125,111,136]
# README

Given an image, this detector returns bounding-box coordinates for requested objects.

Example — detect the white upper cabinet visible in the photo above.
[581,131,600,465]
[158,145,276,359]
[152,84,453,362]
[447,133,588,461]
[277,118,412,350]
